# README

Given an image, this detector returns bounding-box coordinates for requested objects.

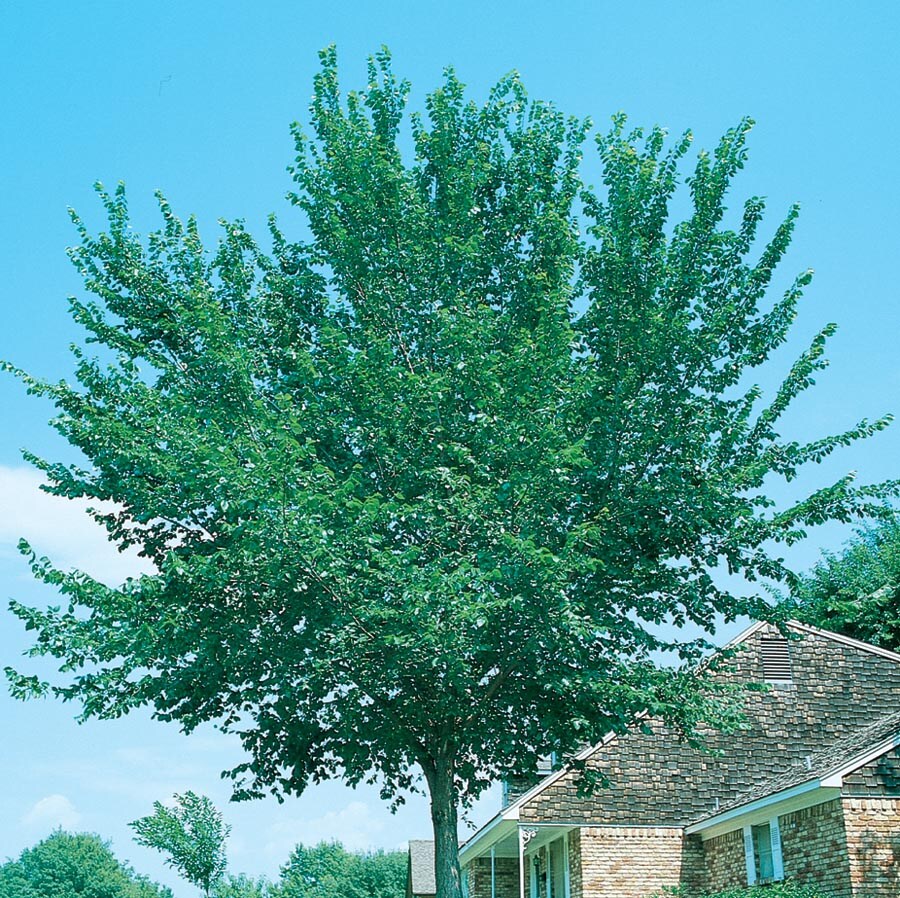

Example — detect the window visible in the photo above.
[743,818,784,884]
[753,823,774,879]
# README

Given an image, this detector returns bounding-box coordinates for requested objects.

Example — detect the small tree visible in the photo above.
[6,48,896,898]
[130,792,229,898]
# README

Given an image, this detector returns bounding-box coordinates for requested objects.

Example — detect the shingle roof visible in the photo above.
[515,622,900,827]
[408,840,436,897]
[691,707,900,823]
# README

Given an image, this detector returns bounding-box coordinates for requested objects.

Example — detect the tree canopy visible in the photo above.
[212,874,274,898]
[276,842,406,898]
[5,47,895,898]
[0,831,172,898]
[792,519,900,651]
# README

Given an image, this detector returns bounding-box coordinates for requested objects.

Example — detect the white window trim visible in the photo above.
[743,817,784,885]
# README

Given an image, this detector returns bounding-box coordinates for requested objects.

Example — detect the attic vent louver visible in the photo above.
[761,634,793,682]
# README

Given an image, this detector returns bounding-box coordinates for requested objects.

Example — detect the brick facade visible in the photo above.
[468,856,518,898]
[569,826,703,898]
[702,828,747,892]
[465,802,900,898]
[780,800,853,897]
[843,797,900,896]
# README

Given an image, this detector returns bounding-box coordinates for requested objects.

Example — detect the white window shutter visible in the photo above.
[770,817,784,880]
[743,826,757,885]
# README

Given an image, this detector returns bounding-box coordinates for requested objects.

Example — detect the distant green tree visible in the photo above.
[792,519,900,650]
[0,831,172,898]
[277,843,357,898]
[357,851,407,898]
[276,843,405,898]
[7,47,897,898]
[130,792,229,898]
[213,874,275,898]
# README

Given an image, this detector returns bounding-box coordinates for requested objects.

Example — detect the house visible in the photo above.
[451,621,900,898]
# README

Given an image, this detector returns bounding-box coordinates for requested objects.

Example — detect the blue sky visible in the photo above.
[2,0,899,893]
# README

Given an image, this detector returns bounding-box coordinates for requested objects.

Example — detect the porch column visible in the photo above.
[490,846,496,898]
[518,826,536,898]
[518,827,525,898]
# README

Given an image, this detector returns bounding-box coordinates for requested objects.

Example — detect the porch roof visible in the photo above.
[459,817,577,866]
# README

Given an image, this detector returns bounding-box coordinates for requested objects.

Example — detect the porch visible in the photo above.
[461,821,577,898]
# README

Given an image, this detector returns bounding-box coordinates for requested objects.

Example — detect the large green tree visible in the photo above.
[0,831,172,898]
[5,48,895,898]
[792,519,900,650]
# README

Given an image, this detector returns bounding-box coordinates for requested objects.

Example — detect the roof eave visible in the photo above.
[685,779,837,838]
[820,731,900,787]
[458,814,519,866]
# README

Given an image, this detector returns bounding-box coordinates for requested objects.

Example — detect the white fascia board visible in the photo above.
[720,619,767,652]
[458,815,518,866]
[685,780,837,839]
[820,732,900,787]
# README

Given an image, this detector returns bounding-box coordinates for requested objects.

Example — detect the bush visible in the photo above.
[653,882,827,898]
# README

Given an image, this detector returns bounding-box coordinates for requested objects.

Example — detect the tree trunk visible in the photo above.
[427,757,463,898]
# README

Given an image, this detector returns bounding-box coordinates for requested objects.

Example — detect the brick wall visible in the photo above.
[703,828,747,892]
[703,801,854,897]
[468,856,519,898]
[578,826,702,898]
[780,800,852,897]
[842,797,900,897]
[567,829,582,898]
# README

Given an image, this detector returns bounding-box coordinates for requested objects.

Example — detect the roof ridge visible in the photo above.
[786,620,900,664]
[718,619,900,665]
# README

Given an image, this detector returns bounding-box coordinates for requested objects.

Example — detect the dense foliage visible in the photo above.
[792,519,900,650]
[212,874,274,898]
[276,842,406,898]
[0,831,172,898]
[6,47,894,898]
[131,792,229,898]
[655,883,826,898]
